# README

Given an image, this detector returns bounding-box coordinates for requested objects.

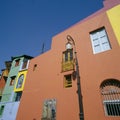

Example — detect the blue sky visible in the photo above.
[0,0,103,71]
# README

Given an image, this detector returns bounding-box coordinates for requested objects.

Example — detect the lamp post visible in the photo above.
[66,35,84,120]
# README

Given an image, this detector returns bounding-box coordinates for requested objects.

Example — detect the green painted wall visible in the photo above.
[1,57,24,102]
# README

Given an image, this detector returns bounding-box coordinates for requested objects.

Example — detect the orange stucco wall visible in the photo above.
[16,2,120,120]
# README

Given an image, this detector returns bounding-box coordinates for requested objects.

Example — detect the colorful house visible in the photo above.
[0,61,11,101]
[0,55,33,120]
[16,0,120,120]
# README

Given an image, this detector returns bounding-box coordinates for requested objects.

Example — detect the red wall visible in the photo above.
[0,70,8,95]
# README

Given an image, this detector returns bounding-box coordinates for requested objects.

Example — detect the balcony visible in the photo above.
[62,60,74,72]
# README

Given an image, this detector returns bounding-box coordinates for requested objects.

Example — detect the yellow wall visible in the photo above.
[3,69,9,76]
[14,70,27,92]
[107,5,120,46]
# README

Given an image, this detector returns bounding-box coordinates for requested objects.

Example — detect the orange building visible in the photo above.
[17,0,120,120]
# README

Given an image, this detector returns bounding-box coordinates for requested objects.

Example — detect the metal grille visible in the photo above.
[100,79,120,116]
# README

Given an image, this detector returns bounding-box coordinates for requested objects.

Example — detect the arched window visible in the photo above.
[100,79,120,116]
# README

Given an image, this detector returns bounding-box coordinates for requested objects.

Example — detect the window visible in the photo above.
[90,27,111,54]
[22,59,28,69]
[20,59,29,71]
[0,105,4,116]
[100,79,120,116]
[64,74,72,88]
[62,49,74,72]
[0,96,2,102]
[10,76,16,86]
[63,49,73,62]
[15,59,20,67]
[15,92,22,101]
[33,64,37,71]
[16,74,24,89]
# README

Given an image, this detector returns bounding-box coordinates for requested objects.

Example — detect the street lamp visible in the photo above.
[66,35,84,120]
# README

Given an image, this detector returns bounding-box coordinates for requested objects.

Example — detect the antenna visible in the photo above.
[41,43,45,54]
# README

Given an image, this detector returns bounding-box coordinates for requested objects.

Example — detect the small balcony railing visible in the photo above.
[62,60,74,72]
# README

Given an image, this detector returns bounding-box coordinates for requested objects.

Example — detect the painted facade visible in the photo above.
[107,4,120,45]
[14,70,27,92]
[0,61,11,101]
[16,0,120,120]
[0,55,33,120]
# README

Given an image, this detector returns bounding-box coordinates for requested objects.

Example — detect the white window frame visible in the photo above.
[90,27,111,54]
[19,60,30,71]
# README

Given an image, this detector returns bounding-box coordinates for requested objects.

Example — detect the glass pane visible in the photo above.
[102,43,111,51]
[65,52,68,62]
[94,45,101,53]
[99,29,106,37]
[16,74,24,89]
[91,32,98,40]
[101,36,108,43]
[93,39,100,45]
[22,59,28,69]
[70,50,73,61]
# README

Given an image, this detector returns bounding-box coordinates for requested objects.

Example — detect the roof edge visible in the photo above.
[11,55,33,60]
